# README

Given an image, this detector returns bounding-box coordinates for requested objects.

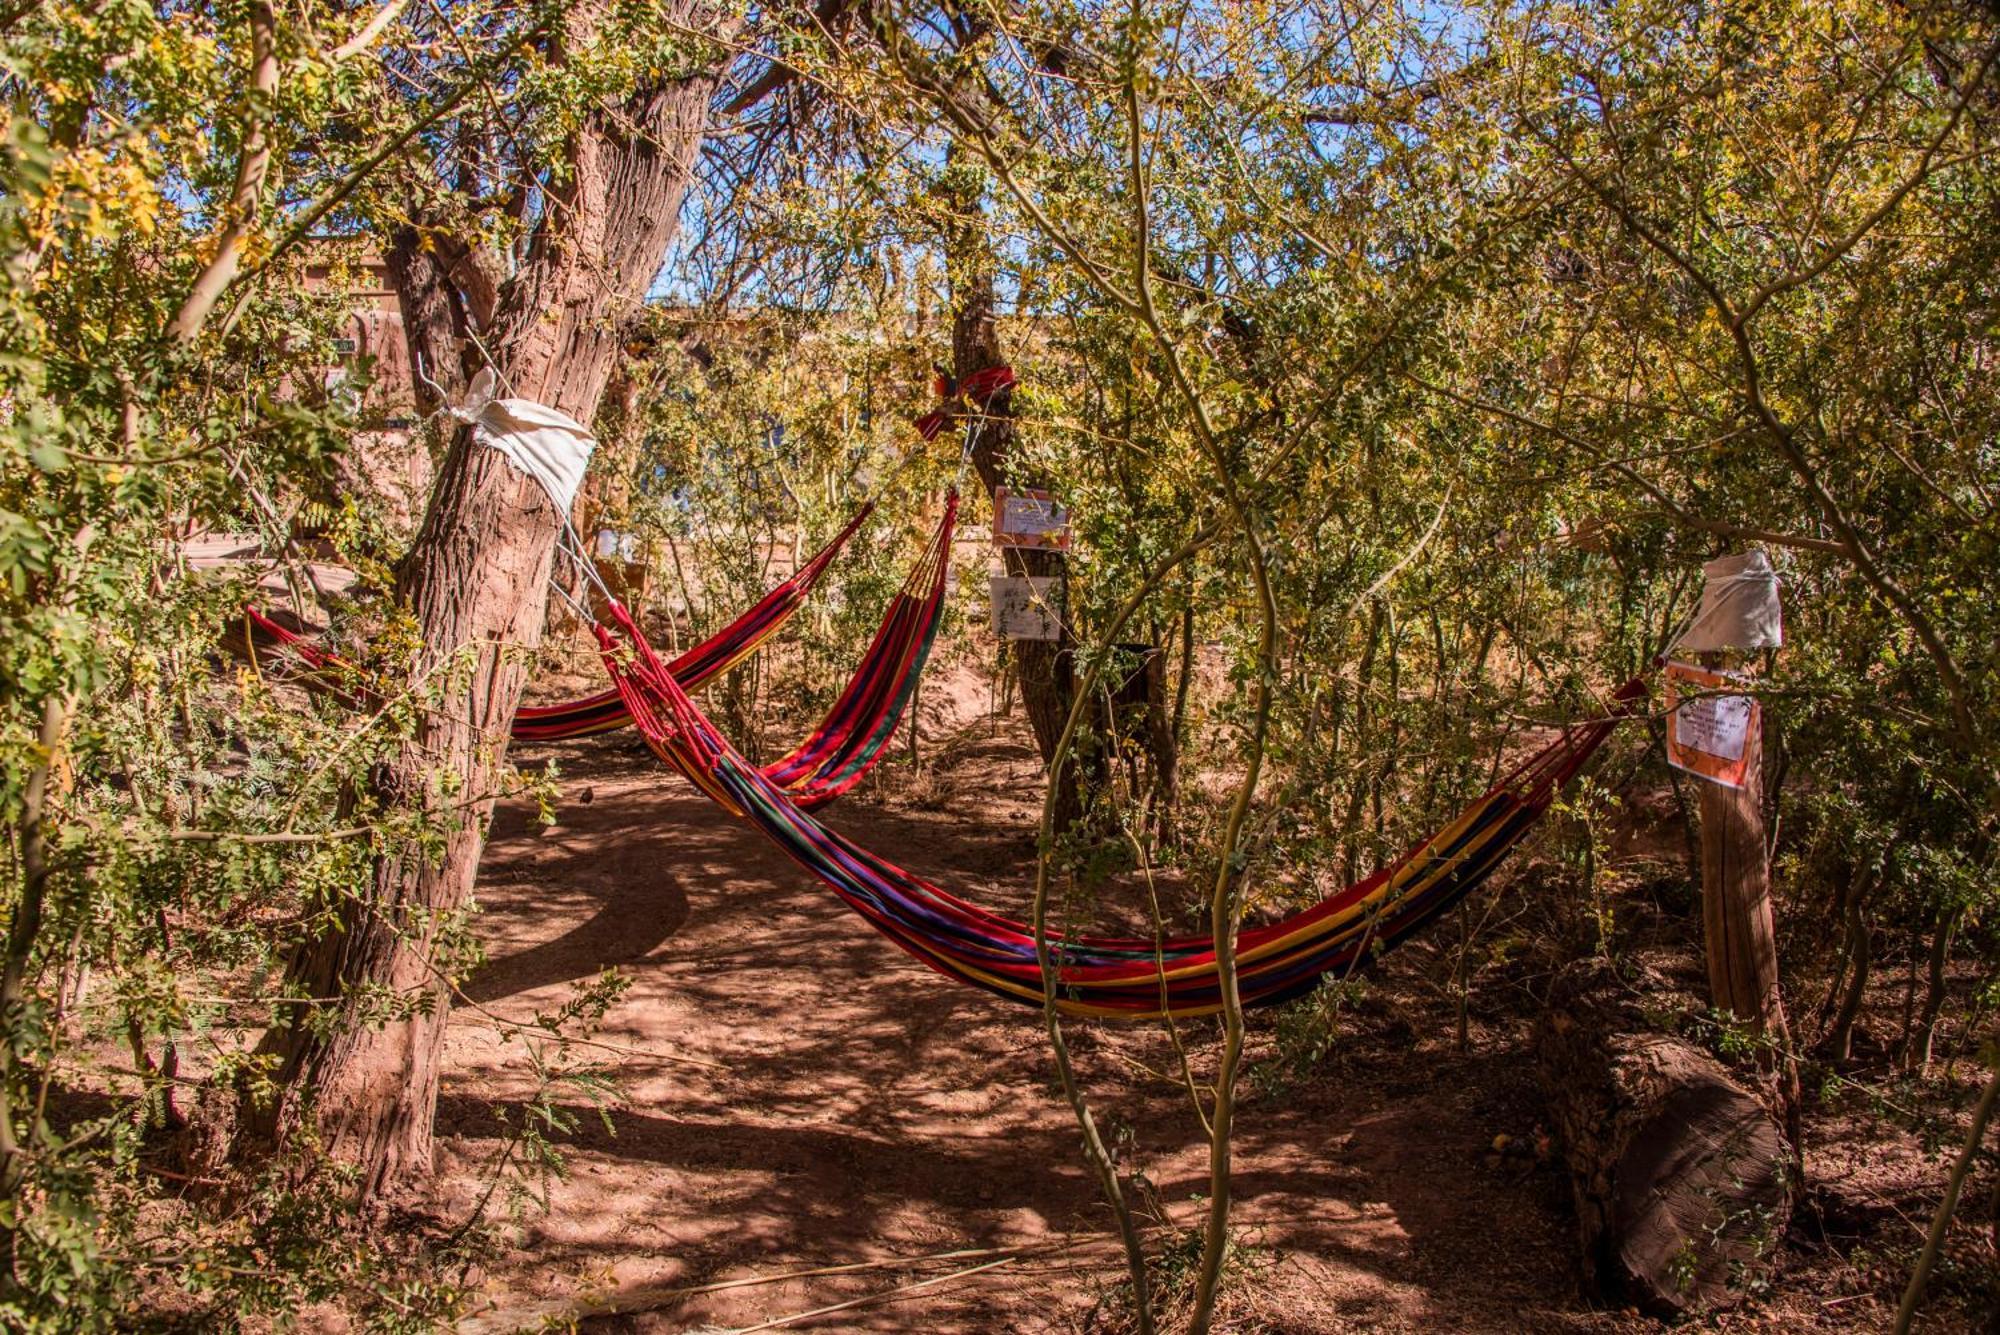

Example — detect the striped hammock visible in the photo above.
[513,502,878,741]
[592,597,1643,1020]
[242,503,873,737]
[715,490,956,808]
[246,363,1016,746]
[520,361,1012,740]
[240,494,954,806]
[242,498,882,739]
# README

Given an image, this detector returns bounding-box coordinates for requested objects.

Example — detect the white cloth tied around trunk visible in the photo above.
[448,367,595,515]
[1678,549,1783,653]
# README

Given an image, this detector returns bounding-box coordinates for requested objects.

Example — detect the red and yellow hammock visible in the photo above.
[591,590,1646,1021]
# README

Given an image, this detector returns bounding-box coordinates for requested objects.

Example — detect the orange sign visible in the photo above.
[993,487,1072,550]
[1664,660,1759,789]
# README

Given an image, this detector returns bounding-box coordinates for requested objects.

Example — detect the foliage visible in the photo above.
[2,0,1997,1326]
[0,0,669,1323]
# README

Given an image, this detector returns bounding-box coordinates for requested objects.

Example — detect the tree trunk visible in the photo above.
[1827,896,1874,1062]
[1696,709,1801,1141]
[384,222,471,418]
[1698,736,1783,1030]
[1538,960,1793,1316]
[1906,904,1960,1073]
[233,29,721,1202]
[942,138,1081,825]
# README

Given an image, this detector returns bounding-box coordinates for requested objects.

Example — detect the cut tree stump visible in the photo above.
[1537,960,1792,1315]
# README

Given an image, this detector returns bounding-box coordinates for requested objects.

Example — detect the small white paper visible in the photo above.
[990,575,1060,641]
[1674,693,1752,762]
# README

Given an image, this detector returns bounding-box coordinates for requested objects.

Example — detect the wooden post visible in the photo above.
[1678,551,1801,1149]
[1695,710,1787,1037]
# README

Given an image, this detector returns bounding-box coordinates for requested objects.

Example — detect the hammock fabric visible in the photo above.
[728,490,957,808]
[243,494,955,806]
[240,500,876,739]
[512,501,877,741]
[592,593,1645,1020]
[913,365,1018,442]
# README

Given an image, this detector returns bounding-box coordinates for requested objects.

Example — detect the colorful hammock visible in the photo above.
[715,490,957,808]
[243,494,954,806]
[240,501,876,739]
[590,594,1645,1020]
[515,502,877,741]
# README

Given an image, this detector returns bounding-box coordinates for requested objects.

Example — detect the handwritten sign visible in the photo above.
[1665,660,1759,789]
[990,575,1060,641]
[993,487,1072,550]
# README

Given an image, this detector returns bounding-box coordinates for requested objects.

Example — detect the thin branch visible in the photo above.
[329,0,411,62]
[1736,37,2000,329]
[167,2,278,343]
[717,0,858,116]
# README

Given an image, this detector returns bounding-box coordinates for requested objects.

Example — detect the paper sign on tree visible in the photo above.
[1664,660,1759,789]
[993,487,1072,550]
[990,575,1061,641]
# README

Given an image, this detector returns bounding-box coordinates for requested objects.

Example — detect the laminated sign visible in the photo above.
[1664,660,1759,789]
[990,575,1061,641]
[993,487,1072,550]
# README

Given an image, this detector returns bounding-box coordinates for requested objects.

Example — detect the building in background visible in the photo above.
[303,241,432,536]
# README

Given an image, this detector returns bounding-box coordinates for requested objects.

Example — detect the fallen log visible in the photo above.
[1537,959,1792,1315]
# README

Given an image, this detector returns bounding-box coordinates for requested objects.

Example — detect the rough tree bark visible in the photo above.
[234,7,724,1202]
[1696,693,1803,1145]
[384,222,471,418]
[942,139,1081,824]
[1538,959,1793,1315]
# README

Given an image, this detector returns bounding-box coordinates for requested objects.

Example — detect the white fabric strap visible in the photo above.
[449,367,595,515]
[1678,549,1783,653]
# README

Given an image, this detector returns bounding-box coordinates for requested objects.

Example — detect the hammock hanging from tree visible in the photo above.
[589,594,1646,1020]
[514,500,879,741]
[250,364,1017,744]
[241,496,881,740]
[704,489,957,808]
[242,492,957,805]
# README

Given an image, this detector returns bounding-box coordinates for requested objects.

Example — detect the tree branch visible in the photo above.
[166,2,278,343]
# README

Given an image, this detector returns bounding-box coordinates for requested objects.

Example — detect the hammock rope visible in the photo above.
[589,589,1646,1020]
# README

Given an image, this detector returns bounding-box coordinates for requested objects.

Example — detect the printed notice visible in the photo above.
[1675,693,1751,762]
[993,487,1073,550]
[1664,660,1759,789]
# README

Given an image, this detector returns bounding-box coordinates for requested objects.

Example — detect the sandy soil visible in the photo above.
[431,686,1989,1334]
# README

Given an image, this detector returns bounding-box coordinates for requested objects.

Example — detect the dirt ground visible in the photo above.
[431,675,1992,1334]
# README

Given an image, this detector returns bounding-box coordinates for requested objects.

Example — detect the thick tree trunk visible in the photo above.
[1538,960,1793,1315]
[235,29,720,1202]
[1698,756,1784,1032]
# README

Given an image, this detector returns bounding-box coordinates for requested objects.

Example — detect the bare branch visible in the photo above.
[330,0,411,62]
[167,2,278,344]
